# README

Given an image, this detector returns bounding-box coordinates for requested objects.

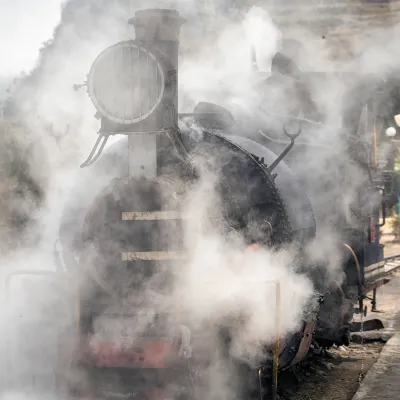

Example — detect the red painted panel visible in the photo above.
[145,389,169,400]
[246,243,262,251]
[83,337,176,368]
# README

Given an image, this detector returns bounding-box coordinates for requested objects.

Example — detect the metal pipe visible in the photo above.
[372,288,377,312]
[272,281,281,400]
[373,115,377,168]
[343,244,364,313]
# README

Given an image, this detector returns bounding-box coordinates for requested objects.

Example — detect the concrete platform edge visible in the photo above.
[352,333,400,400]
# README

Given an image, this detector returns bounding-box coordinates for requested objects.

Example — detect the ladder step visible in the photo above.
[121,251,187,261]
[122,211,184,221]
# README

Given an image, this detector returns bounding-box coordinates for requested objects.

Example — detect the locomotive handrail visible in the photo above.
[4,269,73,388]
[267,125,302,173]
[80,133,110,168]
[344,244,364,314]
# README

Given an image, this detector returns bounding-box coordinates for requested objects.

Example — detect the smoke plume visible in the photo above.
[0,0,399,399]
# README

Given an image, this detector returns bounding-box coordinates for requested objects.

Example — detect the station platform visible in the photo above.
[352,333,400,400]
[352,267,400,400]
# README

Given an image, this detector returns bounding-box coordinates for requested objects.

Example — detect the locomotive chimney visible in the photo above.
[124,9,186,180]
[128,9,185,120]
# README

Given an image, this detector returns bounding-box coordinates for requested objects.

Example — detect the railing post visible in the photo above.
[371,288,377,312]
[272,281,281,400]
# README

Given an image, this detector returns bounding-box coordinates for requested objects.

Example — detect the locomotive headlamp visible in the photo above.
[87,41,166,125]
[80,9,185,169]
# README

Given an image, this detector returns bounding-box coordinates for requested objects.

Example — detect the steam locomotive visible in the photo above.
[6,7,399,400]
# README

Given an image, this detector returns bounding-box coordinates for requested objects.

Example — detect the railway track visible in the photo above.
[384,253,400,275]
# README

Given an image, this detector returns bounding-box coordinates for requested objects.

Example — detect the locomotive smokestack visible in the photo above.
[129,9,185,118]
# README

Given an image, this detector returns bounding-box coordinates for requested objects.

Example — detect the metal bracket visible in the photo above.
[267,124,302,173]
[80,133,110,168]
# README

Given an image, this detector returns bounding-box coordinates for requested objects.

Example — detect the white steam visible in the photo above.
[0,0,399,398]
[0,0,63,77]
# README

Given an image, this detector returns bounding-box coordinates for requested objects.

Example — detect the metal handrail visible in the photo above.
[4,269,73,388]
[344,244,364,313]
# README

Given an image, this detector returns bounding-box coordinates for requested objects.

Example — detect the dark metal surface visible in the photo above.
[350,319,385,333]
[227,135,316,243]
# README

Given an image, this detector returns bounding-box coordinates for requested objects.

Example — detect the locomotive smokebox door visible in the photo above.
[3,270,76,394]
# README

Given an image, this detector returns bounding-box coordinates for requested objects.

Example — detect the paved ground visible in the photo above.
[384,243,400,258]
[282,268,400,400]
[351,269,400,400]
[352,334,400,400]
[380,219,400,258]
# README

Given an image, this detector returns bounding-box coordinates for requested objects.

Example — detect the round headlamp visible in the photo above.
[87,41,165,125]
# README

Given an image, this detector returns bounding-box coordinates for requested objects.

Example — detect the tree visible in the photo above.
[0,118,47,252]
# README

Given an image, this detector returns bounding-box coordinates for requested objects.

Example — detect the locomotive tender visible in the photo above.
[5,7,397,400]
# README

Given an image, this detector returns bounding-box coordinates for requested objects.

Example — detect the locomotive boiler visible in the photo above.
[47,7,387,400]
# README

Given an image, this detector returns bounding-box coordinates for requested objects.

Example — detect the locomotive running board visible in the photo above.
[350,319,385,332]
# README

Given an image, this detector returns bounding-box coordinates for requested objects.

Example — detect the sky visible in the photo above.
[0,0,63,80]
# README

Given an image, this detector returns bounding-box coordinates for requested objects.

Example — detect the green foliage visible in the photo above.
[395,147,400,172]
[391,215,400,241]
[0,118,46,251]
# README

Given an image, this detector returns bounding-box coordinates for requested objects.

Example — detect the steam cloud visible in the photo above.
[0,0,399,399]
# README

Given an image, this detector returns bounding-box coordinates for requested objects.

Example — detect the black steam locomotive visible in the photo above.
[7,7,399,400]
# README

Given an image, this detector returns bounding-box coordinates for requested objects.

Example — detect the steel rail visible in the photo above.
[384,252,400,274]
[362,253,400,311]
